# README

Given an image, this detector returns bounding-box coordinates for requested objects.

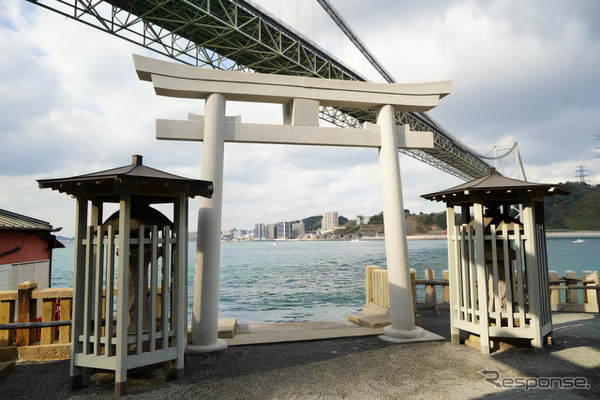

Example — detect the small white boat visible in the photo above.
[572,239,586,244]
[273,242,278,246]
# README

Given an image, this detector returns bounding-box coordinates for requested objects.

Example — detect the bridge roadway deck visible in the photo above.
[29,0,490,181]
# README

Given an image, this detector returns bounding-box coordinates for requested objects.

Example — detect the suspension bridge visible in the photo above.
[26,0,524,181]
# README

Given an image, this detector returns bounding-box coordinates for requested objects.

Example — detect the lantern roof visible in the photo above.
[421,168,569,203]
[38,155,213,201]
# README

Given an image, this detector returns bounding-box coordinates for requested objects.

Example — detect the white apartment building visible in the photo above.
[322,211,339,231]
[356,215,371,225]
[267,223,277,240]
[276,221,291,239]
[254,223,267,240]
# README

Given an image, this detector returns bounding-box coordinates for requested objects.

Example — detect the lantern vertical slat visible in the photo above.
[536,225,548,323]
[93,225,104,355]
[467,225,477,323]
[161,226,172,350]
[535,201,552,329]
[459,228,467,322]
[82,226,94,355]
[523,195,542,347]
[490,225,501,324]
[70,196,88,390]
[150,226,158,353]
[174,191,188,377]
[452,226,463,324]
[459,226,469,322]
[513,225,526,329]
[115,193,132,397]
[105,226,115,357]
[136,225,145,355]
[501,225,514,329]
[446,205,460,343]
[537,223,551,328]
[474,200,490,354]
[90,200,102,354]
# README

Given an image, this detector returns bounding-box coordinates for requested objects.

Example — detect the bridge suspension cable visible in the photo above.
[315,0,396,84]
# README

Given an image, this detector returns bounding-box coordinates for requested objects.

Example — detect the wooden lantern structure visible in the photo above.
[422,168,568,354]
[38,155,213,396]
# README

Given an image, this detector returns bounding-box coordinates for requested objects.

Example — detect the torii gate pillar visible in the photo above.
[191,93,228,351]
[378,104,425,339]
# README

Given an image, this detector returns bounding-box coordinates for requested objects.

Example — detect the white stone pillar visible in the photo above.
[190,93,227,352]
[377,104,425,339]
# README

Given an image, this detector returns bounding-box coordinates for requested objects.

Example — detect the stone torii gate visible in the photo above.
[133,54,452,351]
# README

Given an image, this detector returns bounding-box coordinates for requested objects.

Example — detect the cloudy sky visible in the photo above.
[1,0,599,237]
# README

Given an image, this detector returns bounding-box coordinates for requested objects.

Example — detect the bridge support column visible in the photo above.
[377,104,425,340]
[190,93,227,352]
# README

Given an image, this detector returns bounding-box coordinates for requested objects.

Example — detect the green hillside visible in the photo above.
[302,215,349,232]
[544,182,600,230]
[302,215,322,232]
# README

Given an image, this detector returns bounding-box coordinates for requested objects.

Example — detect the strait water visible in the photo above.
[50,238,600,324]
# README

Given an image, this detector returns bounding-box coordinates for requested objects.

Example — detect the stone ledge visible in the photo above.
[32,288,73,299]
[17,343,71,361]
[0,291,17,301]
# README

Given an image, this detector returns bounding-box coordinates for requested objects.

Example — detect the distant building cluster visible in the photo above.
[256,220,306,240]
[221,210,370,241]
[220,228,250,241]
[221,220,306,241]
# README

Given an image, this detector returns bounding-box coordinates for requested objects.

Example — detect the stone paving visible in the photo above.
[0,311,598,399]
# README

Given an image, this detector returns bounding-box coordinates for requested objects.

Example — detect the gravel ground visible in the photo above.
[1,311,598,399]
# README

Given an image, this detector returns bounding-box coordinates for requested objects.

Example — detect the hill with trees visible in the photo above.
[302,214,349,232]
[544,181,600,230]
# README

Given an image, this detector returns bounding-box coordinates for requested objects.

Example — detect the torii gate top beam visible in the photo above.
[133,55,452,112]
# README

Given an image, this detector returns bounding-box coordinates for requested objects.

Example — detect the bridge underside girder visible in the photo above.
[28,0,489,180]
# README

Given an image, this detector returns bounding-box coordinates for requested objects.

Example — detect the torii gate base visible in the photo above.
[134,54,455,347]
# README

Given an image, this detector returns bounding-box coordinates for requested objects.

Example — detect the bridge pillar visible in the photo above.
[190,93,227,352]
[377,104,425,340]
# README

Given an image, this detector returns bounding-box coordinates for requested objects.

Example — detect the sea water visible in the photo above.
[50,238,600,324]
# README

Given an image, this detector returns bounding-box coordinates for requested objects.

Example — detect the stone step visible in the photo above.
[0,360,16,379]
[356,314,392,329]
[0,346,18,363]
[218,318,238,339]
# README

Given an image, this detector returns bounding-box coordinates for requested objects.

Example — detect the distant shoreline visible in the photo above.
[546,231,600,238]
[215,231,600,243]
